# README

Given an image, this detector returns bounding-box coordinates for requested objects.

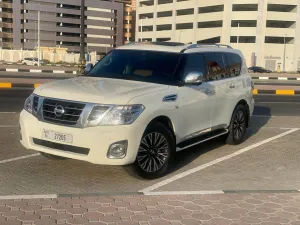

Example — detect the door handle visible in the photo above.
[204,89,213,95]
[229,83,236,89]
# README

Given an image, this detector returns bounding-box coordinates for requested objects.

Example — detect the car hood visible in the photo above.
[34,77,169,104]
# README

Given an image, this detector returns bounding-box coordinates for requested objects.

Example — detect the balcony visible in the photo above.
[0,32,13,38]
[0,2,12,8]
[0,12,12,18]
[124,15,133,20]
[124,32,132,38]
[0,22,13,28]
[265,28,295,37]
[267,12,297,21]
[124,24,132,29]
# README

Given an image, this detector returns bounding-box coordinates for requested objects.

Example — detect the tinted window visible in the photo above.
[226,53,242,77]
[88,50,181,85]
[177,53,206,80]
[204,52,227,81]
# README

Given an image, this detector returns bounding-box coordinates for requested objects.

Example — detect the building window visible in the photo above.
[232,4,258,11]
[139,26,153,32]
[157,11,172,18]
[198,21,222,28]
[139,13,154,19]
[197,36,221,44]
[267,4,297,12]
[157,24,172,31]
[266,20,295,28]
[265,36,294,44]
[177,8,193,16]
[199,5,224,14]
[231,20,257,27]
[157,0,172,4]
[157,38,171,41]
[176,23,193,30]
[230,36,256,43]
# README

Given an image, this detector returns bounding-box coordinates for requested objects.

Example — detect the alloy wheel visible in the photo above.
[137,132,169,172]
[233,110,246,140]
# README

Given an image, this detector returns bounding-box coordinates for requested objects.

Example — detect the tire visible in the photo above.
[226,104,247,145]
[131,122,175,179]
[41,152,67,160]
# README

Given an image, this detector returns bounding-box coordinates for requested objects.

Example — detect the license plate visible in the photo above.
[42,129,73,143]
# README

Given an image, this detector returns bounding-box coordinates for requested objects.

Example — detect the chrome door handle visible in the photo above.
[229,83,236,89]
[204,89,213,95]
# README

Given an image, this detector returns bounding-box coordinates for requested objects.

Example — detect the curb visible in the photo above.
[1,190,300,200]
[252,76,300,80]
[0,68,77,74]
[0,84,300,95]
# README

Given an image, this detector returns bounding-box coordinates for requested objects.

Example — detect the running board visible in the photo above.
[176,129,229,151]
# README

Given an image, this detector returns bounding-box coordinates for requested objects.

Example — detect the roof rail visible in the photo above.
[124,41,185,47]
[180,43,233,53]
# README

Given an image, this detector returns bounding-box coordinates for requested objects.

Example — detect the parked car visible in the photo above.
[20,42,254,179]
[248,66,272,73]
[21,57,44,66]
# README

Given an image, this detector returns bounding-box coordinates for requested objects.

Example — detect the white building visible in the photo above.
[135,0,300,72]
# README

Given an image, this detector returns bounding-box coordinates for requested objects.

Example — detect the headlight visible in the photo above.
[24,94,39,115]
[24,94,34,114]
[86,104,145,127]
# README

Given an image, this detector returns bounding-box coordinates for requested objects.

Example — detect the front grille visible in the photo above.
[33,138,90,155]
[42,98,85,126]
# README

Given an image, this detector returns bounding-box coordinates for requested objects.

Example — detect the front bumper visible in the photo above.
[19,110,145,165]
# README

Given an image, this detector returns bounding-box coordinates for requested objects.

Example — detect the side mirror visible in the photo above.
[85,63,94,74]
[184,72,204,85]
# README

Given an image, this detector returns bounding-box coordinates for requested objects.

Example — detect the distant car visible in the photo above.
[248,66,271,73]
[297,67,300,73]
[22,58,44,66]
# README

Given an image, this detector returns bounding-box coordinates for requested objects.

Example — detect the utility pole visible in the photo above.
[283,34,287,72]
[38,11,40,67]
[237,23,240,47]
[140,18,143,42]
[79,0,85,64]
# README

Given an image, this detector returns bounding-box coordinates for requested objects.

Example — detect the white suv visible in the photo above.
[20,42,254,179]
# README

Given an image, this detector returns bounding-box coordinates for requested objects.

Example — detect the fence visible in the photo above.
[0,49,98,64]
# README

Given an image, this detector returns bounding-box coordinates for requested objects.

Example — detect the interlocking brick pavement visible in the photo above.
[1,193,300,225]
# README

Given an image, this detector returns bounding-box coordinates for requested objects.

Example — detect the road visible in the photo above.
[1,88,300,116]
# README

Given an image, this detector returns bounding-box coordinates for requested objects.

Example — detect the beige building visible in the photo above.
[135,0,300,71]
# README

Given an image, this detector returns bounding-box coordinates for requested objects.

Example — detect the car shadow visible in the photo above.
[167,105,271,175]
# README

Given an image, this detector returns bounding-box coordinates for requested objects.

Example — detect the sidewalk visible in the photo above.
[0,192,300,225]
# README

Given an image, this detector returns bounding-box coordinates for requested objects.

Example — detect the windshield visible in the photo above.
[87,50,181,85]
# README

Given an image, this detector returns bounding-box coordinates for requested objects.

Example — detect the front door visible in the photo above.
[175,53,215,142]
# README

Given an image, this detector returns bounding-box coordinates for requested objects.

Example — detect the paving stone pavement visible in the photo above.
[1,193,300,225]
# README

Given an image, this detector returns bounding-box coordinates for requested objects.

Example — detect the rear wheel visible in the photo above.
[41,152,67,160]
[226,104,247,145]
[132,122,175,179]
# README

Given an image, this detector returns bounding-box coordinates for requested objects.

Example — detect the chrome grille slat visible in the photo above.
[42,98,85,126]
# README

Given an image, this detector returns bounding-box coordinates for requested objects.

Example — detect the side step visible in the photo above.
[176,128,229,151]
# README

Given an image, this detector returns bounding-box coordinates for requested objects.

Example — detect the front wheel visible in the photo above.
[132,122,175,179]
[226,104,247,145]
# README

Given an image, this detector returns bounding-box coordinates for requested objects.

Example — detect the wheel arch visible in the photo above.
[146,115,176,143]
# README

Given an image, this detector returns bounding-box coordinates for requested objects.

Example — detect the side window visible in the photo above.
[226,53,242,77]
[178,53,206,80]
[204,52,227,81]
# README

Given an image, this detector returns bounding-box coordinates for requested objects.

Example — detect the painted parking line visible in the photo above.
[140,128,299,193]
[0,194,57,200]
[0,153,40,165]
[0,125,19,128]
[0,112,16,114]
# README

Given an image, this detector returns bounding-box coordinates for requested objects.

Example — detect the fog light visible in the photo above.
[107,140,128,159]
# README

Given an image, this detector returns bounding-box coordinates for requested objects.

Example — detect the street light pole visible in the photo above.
[38,11,40,67]
[79,0,85,64]
[283,34,287,72]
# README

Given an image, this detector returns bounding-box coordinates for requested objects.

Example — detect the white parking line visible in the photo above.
[0,112,16,114]
[0,153,40,165]
[140,128,299,193]
[0,194,57,200]
[144,191,224,196]
[0,125,19,128]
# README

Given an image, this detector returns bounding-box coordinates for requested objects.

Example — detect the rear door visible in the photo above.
[203,52,241,129]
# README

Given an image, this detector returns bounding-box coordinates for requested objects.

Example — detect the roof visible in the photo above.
[117,42,241,55]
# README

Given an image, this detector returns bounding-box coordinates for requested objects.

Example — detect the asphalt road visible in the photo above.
[0,88,300,116]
